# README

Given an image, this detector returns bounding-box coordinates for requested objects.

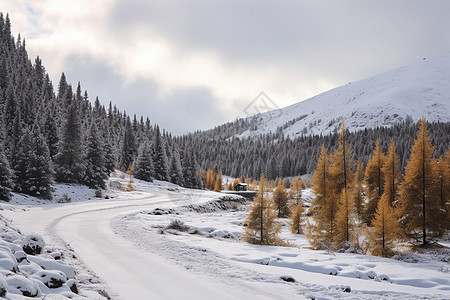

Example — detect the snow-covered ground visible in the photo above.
[1,174,449,299]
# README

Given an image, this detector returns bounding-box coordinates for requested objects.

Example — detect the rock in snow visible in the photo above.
[21,234,45,255]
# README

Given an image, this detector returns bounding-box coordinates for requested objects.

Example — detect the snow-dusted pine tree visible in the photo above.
[119,116,136,172]
[135,141,154,182]
[83,123,107,189]
[54,103,85,183]
[12,128,32,193]
[153,126,169,181]
[0,151,13,201]
[169,145,184,186]
[25,126,53,199]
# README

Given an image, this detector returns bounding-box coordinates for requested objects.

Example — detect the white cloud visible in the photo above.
[3,0,450,134]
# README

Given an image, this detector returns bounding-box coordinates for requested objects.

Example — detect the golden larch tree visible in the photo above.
[308,144,339,249]
[351,159,365,222]
[289,176,304,234]
[310,145,329,217]
[273,179,289,218]
[334,188,358,248]
[364,139,385,224]
[369,193,404,257]
[329,121,354,246]
[289,176,303,206]
[435,149,450,231]
[242,174,284,245]
[381,140,401,207]
[214,170,223,192]
[398,118,443,245]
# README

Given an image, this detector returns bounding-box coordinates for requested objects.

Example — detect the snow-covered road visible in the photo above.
[3,189,255,299]
[4,181,450,300]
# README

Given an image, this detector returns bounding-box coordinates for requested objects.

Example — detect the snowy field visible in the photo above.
[0,173,449,299]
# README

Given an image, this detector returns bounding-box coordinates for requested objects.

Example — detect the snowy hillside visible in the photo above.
[237,54,450,138]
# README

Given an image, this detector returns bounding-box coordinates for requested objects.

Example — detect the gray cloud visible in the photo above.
[5,0,450,135]
[62,53,229,135]
[109,0,450,81]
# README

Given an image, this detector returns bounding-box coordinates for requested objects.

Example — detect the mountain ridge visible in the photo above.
[234,53,450,139]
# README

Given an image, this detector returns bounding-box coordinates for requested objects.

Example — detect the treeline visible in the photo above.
[244,120,449,256]
[0,13,202,201]
[187,120,450,180]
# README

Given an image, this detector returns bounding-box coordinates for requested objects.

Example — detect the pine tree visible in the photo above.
[153,126,169,181]
[273,179,289,218]
[134,142,154,182]
[120,116,136,172]
[0,151,13,201]
[242,174,284,246]
[12,129,32,193]
[83,123,107,189]
[399,118,443,245]
[25,126,53,199]
[44,107,59,159]
[369,194,403,257]
[54,103,84,183]
[364,139,385,224]
[169,146,184,186]
[182,150,201,189]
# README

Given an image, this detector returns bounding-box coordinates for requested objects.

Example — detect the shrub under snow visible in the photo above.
[21,234,45,255]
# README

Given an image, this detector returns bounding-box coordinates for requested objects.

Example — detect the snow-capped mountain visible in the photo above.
[237,53,450,138]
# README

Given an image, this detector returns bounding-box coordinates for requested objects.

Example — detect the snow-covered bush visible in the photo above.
[0,246,17,272]
[209,229,236,239]
[0,275,7,297]
[14,250,27,263]
[6,275,40,297]
[34,270,67,288]
[21,234,45,255]
[57,193,71,203]
[166,219,190,232]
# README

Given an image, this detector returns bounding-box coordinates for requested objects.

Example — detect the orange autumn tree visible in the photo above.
[289,176,304,234]
[369,140,404,256]
[382,140,401,207]
[243,174,284,246]
[273,179,289,218]
[330,121,354,247]
[436,149,450,230]
[364,139,385,224]
[307,144,336,249]
[369,192,404,257]
[398,118,444,245]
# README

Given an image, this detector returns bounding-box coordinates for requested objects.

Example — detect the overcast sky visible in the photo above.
[3,0,450,134]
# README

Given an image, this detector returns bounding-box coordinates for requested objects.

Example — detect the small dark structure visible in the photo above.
[234,183,248,191]
[222,183,256,199]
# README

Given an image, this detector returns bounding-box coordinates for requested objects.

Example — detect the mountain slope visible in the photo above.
[237,54,450,138]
